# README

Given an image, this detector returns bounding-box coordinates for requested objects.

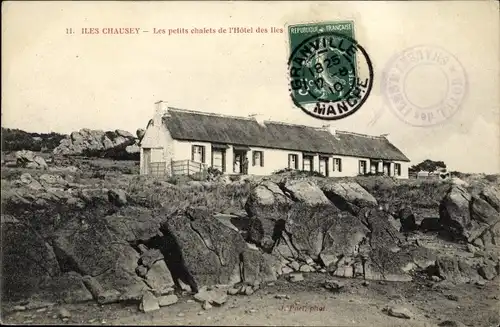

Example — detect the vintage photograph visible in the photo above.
[1,1,499,326]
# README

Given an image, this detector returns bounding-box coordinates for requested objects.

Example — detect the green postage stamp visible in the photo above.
[287,21,374,120]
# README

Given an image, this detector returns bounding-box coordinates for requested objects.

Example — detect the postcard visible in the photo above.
[2,1,499,326]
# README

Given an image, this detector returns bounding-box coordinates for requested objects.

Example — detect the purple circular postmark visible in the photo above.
[381,45,467,127]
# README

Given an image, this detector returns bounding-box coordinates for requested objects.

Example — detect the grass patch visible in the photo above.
[125,175,252,213]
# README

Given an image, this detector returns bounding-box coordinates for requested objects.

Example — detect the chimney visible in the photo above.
[249,113,267,126]
[322,124,336,136]
[155,100,169,117]
[153,100,169,126]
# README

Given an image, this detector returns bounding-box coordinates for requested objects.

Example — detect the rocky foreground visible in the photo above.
[1,168,499,326]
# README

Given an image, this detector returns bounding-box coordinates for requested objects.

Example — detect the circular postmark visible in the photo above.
[288,31,374,120]
[381,45,467,127]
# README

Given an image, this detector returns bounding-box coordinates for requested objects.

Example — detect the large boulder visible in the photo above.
[470,196,500,225]
[102,136,114,150]
[325,208,415,282]
[18,173,43,190]
[360,208,405,251]
[103,207,164,243]
[244,181,292,251]
[319,181,377,214]
[284,203,369,261]
[39,174,69,188]
[362,245,435,282]
[479,185,500,211]
[160,207,277,289]
[440,184,500,244]
[116,129,134,139]
[432,257,482,284]
[36,271,94,304]
[439,185,472,239]
[51,208,161,296]
[281,179,330,206]
[241,248,278,284]
[15,150,48,169]
[244,181,291,217]
[144,260,175,292]
[1,217,61,301]
[160,207,247,288]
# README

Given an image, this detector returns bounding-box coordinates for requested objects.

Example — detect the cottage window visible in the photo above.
[333,158,342,172]
[191,145,205,163]
[303,155,313,172]
[288,154,298,169]
[359,160,367,174]
[394,163,401,176]
[252,151,264,167]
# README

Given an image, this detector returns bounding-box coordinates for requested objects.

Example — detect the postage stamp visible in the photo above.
[287,21,374,120]
[381,45,468,127]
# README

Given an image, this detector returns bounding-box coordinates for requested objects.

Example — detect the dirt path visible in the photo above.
[3,274,498,326]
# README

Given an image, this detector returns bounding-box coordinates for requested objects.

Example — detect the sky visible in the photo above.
[2,1,499,173]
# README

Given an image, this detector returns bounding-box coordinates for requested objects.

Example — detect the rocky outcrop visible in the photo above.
[242,180,436,282]
[479,185,500,211]
[281,179,330,206]
[439,184,500,248]
[244,184,296,252]
[319,181,378,214]
[3,174,499,308]
[284,203,369,261]
[439,185,472,239]
[161,207,249,288]
[431,257,482,284]
[244,181,292,251]
[52,212,150,297]
[18,172,44,190]
[53,128,139,158]
[245,181,291,217]
[38,271,94,304]
[15,150,48,169]
[1,217,61,300]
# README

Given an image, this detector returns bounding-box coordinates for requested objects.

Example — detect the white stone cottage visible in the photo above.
[140,101,411,178]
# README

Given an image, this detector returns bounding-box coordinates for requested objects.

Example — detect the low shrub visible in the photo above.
[357,172,385,177]
[272,168,325,178]
[126,177,252,213]
[485,174,499,183]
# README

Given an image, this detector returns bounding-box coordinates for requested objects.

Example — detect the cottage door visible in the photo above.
[383,163,389,176]
[143,149,151,175]
[319,158,328,176]
[212,150,223,171]
[234,154,241,173]
[319,159,325,175]
[303,156,312,171]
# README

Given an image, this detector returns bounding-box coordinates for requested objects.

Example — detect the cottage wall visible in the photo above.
[247,146,302,175]
[140,121,174,175]
[398,161,410,179]
[173,140,212,168]
[164,140,410,178]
